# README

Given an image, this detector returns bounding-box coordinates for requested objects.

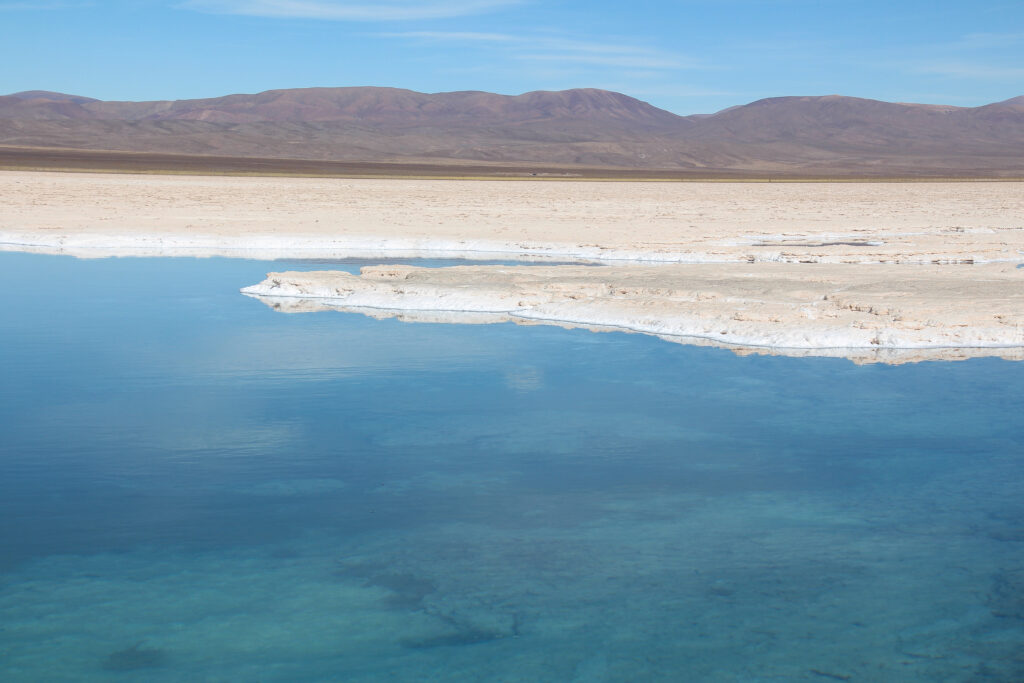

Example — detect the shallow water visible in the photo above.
[1,253,1022,681]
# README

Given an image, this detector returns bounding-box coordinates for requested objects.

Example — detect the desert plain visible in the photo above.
[2,169,1023,363]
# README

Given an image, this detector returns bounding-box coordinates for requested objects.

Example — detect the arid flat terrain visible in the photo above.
[0,146,764,180]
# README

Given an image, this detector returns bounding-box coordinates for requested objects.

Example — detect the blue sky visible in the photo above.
[2,0,1022,114]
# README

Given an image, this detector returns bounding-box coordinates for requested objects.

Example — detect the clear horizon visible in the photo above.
[1,0,1022,116]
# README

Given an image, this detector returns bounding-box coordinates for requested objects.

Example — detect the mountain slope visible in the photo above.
[1,87,1022,175]
[0,87,684,128]
[7,91,100,104]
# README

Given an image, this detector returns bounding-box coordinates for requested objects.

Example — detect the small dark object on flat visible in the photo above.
[101,641,166,671]
[753,241,879,248]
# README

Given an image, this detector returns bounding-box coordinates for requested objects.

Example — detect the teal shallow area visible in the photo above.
[1,253,1022,681]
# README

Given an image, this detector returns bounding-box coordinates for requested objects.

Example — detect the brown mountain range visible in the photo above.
[2,87,1023,176]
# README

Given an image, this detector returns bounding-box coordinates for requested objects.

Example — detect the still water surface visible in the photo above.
[1,253,1023,681]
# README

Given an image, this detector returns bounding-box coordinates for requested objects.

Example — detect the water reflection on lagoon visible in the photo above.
[1,253,1022,681]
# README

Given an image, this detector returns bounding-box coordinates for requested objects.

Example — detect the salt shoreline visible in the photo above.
[5,231,1019,265]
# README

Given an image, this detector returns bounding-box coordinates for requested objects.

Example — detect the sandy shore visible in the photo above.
[3,170,1023,361]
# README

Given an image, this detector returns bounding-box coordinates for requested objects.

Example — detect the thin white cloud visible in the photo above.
[531,36,687,59]
[516,53,692,70]
[180,0,521,21]
[912,62,1024,80]
[380,30,704,71]
[378,30,518,42]
[953,32,1024,50]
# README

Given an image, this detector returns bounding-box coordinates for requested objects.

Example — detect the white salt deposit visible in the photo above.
[241,263,1024,363]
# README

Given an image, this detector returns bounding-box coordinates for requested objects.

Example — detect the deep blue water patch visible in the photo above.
[1,252,1022,681]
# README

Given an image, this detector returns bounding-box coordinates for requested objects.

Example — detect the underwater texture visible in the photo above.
[1,253,1023,681]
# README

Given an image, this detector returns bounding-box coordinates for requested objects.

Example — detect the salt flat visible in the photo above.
[2,170,1022,360]
[2,171,1023,264]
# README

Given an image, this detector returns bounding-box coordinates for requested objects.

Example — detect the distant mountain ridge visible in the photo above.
[7,90,100,104]
[2,87,1023,175]
[1,87,684,126]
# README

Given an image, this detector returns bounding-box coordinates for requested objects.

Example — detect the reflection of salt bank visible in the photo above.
[242,263,1024,364]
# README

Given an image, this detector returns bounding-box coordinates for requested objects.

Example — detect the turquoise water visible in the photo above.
[1,252,1022,681]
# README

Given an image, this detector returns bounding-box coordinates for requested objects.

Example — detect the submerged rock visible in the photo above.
[366,572,438,609]
[400,627,508,649]
[101,641,166,671]
[989,569,1024,620]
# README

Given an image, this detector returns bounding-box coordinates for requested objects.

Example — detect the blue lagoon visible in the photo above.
[1,252,1022,681]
